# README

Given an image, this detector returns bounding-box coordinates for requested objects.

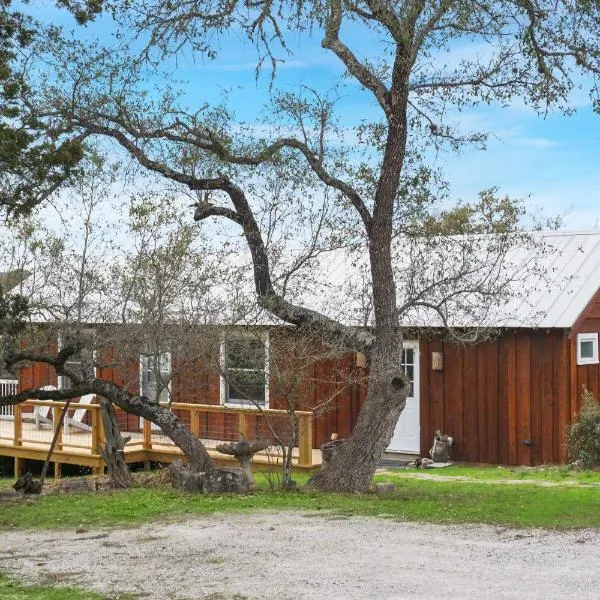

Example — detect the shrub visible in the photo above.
[567,388,600,469]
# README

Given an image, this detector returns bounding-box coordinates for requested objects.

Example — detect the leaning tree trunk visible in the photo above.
[92,380,214,472]
[99,398,133,488]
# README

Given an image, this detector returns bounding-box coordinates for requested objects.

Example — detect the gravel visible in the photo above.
[1,512,600,599]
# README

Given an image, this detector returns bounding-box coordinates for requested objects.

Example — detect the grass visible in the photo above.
[0,573,107,600]
[382,464,600,483]
[2,468,600,530]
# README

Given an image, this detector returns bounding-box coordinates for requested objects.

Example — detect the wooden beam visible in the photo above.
[298,413,313,467]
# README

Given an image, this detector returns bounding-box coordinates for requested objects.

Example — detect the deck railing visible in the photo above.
[0,399,315,468]
[0,379,18,419]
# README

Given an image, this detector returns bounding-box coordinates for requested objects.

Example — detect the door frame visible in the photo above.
[387,340,420,453]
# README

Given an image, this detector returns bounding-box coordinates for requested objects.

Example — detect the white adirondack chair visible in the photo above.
[33,384,56,429]
[65,394,94,432]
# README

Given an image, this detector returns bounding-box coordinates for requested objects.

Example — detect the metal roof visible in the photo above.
[5,231,600,330]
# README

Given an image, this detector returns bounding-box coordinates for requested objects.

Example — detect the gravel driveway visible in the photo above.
[1,512,599,599]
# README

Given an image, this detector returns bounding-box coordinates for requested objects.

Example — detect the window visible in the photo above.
[140,353,172,403]
[221,335,268,407]
[577,333,599,365]
[401,347,415,397]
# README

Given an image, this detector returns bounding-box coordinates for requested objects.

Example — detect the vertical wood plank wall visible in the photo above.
[419,329,573,466]
[573,290,600,402]
[18,319,600,465]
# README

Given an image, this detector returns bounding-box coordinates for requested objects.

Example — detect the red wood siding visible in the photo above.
[572,287,600,409]
[419,330,572,466]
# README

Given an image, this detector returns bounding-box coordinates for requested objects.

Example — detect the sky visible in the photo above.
[32,1,600,231]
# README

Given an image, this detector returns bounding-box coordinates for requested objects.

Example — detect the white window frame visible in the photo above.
[220,332,269,409]
[139,351,172,431]
[139,352,172,402]
[577,333,599,366]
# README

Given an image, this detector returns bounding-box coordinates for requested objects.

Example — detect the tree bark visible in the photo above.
[99,397,133,488]
[307,334,409,492]
[91,379,214,472]
[308,81,411,492]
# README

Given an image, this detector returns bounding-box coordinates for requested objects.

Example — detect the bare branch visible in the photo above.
[322,0,391,116]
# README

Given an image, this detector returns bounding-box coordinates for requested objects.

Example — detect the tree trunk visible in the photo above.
[307,333,409,492]
[308,104,410,492]
[99,398,133,488]
[92,380,214,472]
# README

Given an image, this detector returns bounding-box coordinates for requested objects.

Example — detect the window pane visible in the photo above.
[580,340,595,359]
[226,339,265,370]
[227,369,266,404]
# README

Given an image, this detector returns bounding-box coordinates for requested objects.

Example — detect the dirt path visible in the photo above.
[1,512,599,599]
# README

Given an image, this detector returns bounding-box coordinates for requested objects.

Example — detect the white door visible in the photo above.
[387,341,420,453]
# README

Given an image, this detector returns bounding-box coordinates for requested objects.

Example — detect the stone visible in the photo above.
[168,461,249,494]
[202,468,249,494]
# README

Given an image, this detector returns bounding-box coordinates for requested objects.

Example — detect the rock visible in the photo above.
[168,460,191,490]
[168,461,249,494]
[202,468,249,494]
[55,479,95,494]
[374,482,396,495]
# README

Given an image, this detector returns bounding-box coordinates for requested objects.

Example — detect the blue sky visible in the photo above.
[34,2,600,230]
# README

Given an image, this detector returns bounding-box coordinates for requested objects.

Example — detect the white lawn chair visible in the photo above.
[32,384,56,429]
[65,393,94,432]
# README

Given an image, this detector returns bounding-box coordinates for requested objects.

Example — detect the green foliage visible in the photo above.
[567,388,600,469]
[0,1,86,216]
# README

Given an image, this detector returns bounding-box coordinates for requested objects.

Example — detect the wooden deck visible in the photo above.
[0,400,321,477]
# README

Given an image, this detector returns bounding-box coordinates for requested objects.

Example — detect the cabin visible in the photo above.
[1,230,599,472]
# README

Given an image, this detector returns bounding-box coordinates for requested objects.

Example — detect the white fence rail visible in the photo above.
[0,379,18,418]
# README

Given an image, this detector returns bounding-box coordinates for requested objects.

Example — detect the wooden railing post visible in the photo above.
[238,411,246,439]
[190,407,200,437]
[298,412,313,467]
[14,403,22,447]
[143,418,152,450]
[91,406,100,454]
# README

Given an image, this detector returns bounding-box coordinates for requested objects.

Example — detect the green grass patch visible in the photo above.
[1,471,600,530]
[376,464,600,484]
[0,573,107,600]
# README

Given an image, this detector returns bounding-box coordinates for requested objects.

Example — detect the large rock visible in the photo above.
[202,467,249,494]
[168,461,249,494]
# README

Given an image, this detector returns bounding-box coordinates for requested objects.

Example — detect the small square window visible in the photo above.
[577,333,599,366]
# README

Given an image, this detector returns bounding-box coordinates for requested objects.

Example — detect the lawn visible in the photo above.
[380,464,600,484]
[0,574,107,600]
[1,467,600,530]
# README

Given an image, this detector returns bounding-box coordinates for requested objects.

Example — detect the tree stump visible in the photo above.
[215,438,270,487]
[13,472,42,495]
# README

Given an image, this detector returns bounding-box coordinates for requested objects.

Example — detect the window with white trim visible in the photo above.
[140,352,172,403]
[221,335,268,407]
[577,333,599,365]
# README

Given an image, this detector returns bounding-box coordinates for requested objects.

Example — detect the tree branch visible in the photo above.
[322,0,391,116]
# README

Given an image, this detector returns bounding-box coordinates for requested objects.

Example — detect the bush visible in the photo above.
[567,388,600,469]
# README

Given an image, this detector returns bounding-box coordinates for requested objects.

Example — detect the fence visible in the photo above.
[0,399,316,471]
[0,379,18,419]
